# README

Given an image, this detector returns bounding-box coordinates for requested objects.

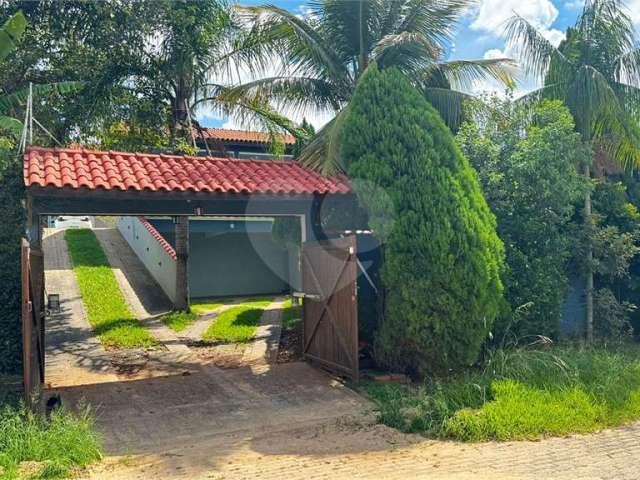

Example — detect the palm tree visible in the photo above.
[225,0,515,174]
[505,0,640,341]
[134,0,298,146]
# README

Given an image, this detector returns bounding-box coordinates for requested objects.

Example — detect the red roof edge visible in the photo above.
[137,216,177,261]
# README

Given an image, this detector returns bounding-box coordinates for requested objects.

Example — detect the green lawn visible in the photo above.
[202,298,272,343]
[190,298,224,316]
[0,403,102,479]
[160,311,198,333]
[65,229,158,349]
[364,344,640,442]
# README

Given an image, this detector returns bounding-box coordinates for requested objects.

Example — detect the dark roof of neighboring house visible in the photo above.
[24,146,351,195]
[193,127,296,145]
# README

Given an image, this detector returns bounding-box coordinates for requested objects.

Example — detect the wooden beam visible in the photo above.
[174,216,189,311]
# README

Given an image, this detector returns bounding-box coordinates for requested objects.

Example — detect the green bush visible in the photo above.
[340,64,504,374]
[0,403,102,479]
[458,98,588,339]
[0,141,24,375]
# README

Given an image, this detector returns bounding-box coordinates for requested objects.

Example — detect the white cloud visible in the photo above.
[471,0,559,36]
[540,28,566,47]
[626,0,640,30]
[483,48,508,60]
[564,0,585,11]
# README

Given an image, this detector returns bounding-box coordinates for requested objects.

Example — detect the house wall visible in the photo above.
[149,218,293,298]
[117,216,177,303]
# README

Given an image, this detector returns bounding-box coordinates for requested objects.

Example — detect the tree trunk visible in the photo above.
[584,164,594,342]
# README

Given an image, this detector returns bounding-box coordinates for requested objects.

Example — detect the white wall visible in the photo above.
[117,216,177,303]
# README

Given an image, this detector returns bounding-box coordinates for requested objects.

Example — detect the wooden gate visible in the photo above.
[301,236,358,380]
[22,239,45,405]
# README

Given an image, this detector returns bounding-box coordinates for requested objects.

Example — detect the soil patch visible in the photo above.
[277,322,303,363]
[187,341,250,369]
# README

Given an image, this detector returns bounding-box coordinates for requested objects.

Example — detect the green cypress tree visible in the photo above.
[340,65,505,374]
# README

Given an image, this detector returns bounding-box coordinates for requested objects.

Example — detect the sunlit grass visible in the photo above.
[160,311,198,332]
[65,229,158,349]
[190,299,224,316]
[202,298,272,343]
[0,403,102,479]
[281,298,302,330]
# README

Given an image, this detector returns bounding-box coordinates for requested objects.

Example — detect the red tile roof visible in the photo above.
[138,216,176,260]
[24,147,351,195]
[193,127,296,145]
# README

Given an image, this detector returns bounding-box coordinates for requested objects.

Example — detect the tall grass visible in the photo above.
[364,344,640,441]
[65,229,157,349]
[0,404,101,479]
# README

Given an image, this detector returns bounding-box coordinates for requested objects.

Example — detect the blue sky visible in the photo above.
[199,0,640,128]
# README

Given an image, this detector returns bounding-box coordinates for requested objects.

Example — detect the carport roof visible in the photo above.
[24,146,351,195]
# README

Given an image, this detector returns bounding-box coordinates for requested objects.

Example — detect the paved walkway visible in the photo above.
[58,362,367,456]
[43,228,119,387]
[84,416,640,480]
[242,298,286,365]
[95,228,196,376]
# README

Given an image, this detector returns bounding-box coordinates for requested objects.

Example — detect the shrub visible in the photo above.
[340,64,504,374]
[458,98,588,339]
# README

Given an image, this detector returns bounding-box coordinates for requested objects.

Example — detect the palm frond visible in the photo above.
[214,93,304,140]
[0,11,26,61]
[398,0,473,49]
[218,76,343,115]
[577,0,636,57]
[504,14,571,81]
[426,58,518,92]
[238,4,349,86]
[566,64,624,139]
[372,31,441,71]
[0,81,84,113]
[615,48,640,87]
[422,87,470,132]
[298,104,350,175]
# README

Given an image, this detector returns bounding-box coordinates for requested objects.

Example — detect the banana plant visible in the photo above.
[0,11,83,137]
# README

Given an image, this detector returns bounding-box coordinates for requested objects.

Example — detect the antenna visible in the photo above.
[17,82,62,155]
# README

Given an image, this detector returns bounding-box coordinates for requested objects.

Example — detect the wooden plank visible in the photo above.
[302,235,359,380]
[21,240,32,404]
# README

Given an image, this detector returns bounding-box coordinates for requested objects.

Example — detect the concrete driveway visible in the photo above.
[56,362,369,455]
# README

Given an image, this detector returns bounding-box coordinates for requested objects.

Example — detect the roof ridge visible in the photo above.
[25,146,301,165]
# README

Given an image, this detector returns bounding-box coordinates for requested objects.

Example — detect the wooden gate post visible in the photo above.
[174,216,190,311]
[23,210,45,407]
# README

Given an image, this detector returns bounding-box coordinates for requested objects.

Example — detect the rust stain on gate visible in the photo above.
[302,235,359,381]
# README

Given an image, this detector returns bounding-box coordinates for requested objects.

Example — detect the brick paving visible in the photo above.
[84,403,640,480]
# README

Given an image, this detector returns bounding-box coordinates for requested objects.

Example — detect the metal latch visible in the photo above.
[293,291,322,301]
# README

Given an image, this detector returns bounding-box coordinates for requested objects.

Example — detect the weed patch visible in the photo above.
[0,403,101,479]
[364,344,640,441]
